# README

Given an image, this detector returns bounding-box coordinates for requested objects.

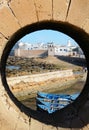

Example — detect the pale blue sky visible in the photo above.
[20,30,78,46]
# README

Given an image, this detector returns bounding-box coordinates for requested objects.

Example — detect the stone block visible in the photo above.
[15,117,29,130]
[34,0,52,21]
[82,19,89,34]
[10,0,37,27]
[82,126,89,130]
[71,128,83,130]
[0,33,7,59]
[0,99,17,130]
[0,0,9,8]
[43,124,57,130]
[57,127,70,130]
[0,1,89,130]
[67,0,89,32]
[0,6,20,37]
[29,118,43,130]
[53,0,69,21]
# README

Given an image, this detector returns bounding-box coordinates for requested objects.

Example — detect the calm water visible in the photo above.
[6,65,20,70]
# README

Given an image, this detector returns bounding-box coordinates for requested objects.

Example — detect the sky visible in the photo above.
[19,30,78,46]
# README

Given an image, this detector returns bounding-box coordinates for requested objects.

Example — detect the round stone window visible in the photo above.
[1,21,89,127]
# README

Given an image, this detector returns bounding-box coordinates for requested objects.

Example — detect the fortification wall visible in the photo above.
[7,69,74,86]
[15,49,48,57]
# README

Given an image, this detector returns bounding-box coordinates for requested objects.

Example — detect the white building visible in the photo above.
[13,40,84,58]
[17,41,48,50]
[48,41,77,56]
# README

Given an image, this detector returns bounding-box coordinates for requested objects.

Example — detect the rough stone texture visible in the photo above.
[82,127,89,130]
[53,0,70,21]
[0,33,7,59]
[67,0,89,32]
[57,128,71,130]
[0,0,8,9]
[7,69,74,86]
[0,6,20,38]
[15,49,48,57]
[0,0,89,130]
[29,118,43,130]
[9,0,37,27]
[82,19,89,34]
[71,128,83,130]
[34,0,52,21]
[42,124,57,130]
[0,78,29,130]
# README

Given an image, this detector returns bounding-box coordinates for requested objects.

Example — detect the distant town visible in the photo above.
[10,40,85,59]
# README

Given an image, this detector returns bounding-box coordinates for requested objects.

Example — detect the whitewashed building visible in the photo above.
[13,40,84,58]
[48,41,77,56]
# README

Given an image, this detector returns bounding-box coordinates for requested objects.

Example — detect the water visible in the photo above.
[6,65,20,70]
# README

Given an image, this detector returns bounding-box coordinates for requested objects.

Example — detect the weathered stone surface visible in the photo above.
[9,0,37,27]
[43,124,57,130]
[53,0,70,21]
[71,128,82,130]
[82,126,89,130]
[14,115,29,130]
[82,19,89,34]
[29,118,43,130]
[57,128,70,130]
[0,0,7,8]
[0,6,20,37]
[67,0,89,33]
[34,0,52,21]
[0,78,29,130]
[0,33,7,59]
[0,94,18,130]
[0,0,89,130]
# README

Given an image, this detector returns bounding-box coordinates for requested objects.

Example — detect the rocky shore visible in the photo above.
[6,56,84,77]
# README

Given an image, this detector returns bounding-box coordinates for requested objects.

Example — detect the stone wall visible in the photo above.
[0,0,89,130]
[7,69,74,87]
[15,49,48,58]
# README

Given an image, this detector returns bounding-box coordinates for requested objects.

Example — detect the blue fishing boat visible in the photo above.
[37,104,55,113]
[37,91,71,100]
[37,97,71,105]
[36,92,79,114]
[37,97,52,103]
[37,104,65,113]
[37,98,69,107]
[70,93,79,100]
[37,91,79,101]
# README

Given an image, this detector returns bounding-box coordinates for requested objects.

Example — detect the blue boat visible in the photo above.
[37,91,71,100]
[37,104,65,113]
[37,98,69,107]
[37,104,55,113]
[37,91,79,100]
[37,97,71,105]
[70,93,79,100]
[37,97,52,103]
[36,92,79,114]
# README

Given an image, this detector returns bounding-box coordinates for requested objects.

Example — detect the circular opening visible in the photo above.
[6,29,87,113]
[1,21,89,127]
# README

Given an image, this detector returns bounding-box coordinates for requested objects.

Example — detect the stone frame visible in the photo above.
[1,20,89,128]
